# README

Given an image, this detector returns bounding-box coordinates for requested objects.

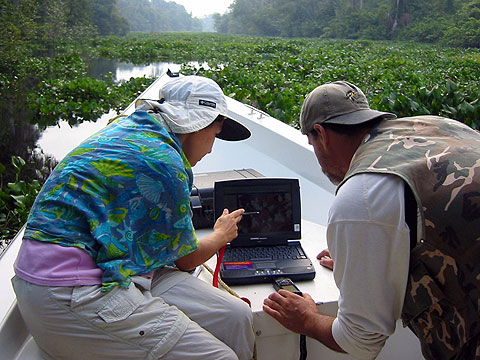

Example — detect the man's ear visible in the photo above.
[313,123,329,149]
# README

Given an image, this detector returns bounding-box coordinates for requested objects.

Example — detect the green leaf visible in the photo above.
[11,156,25,171]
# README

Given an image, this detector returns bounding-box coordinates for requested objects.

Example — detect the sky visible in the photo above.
[170,0,234,18]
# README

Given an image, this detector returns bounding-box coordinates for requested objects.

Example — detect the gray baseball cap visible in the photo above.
[300,81,396,134]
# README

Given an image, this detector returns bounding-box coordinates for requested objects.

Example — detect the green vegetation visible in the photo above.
[46,33,480,131]
[0,157,42,242]
[173,35,480,129]
[216,0,480,48]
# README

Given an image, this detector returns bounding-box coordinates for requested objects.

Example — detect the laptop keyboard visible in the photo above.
[223,245,308,262]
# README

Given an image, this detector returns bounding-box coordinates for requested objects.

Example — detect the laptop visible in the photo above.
[214,178,316,285]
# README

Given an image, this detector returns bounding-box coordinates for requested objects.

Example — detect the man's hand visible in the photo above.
[317,249,334,270]
[263,290,319,336]
[263,290,344,353]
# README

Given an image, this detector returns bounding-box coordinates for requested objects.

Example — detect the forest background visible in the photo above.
[0,0,479,245]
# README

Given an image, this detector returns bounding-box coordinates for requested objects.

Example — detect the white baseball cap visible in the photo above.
[144,75,250,141]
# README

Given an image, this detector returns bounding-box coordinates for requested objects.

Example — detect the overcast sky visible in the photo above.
[170,0,234,17]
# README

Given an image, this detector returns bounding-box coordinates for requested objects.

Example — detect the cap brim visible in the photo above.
[326,109,396,125]
[217,116,251,141]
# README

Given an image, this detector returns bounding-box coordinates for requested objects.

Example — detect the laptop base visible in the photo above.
[220,242,316,286]
[220,260,316,286]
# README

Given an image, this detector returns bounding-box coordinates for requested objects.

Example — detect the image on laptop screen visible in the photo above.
[215,178,301,245]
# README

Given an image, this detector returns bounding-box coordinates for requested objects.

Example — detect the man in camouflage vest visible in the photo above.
[263,81,480,359]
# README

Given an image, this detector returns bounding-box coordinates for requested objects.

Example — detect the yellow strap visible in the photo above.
[202,263,258,360]
[202,263,241,297]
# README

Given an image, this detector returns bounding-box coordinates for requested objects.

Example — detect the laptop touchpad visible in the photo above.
[256,262,276,269]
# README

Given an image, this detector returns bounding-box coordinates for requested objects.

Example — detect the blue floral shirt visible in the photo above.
[24,110,199,290]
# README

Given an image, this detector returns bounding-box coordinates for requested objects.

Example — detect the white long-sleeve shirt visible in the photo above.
[329,173,411,359]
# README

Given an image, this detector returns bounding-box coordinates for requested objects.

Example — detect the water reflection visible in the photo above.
[37,112,112,161]
[86,59,183,80]
[116,62,182,81]
[38,62,183,161]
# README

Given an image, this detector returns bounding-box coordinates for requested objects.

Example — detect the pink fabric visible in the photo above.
[15,239,103,286]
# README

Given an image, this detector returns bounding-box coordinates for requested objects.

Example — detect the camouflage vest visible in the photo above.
[337,116,480,360]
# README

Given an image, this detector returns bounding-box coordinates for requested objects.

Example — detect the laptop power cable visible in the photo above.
[213,245,251,307]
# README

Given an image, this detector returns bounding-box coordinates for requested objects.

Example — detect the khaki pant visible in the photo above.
[12,268,254,360]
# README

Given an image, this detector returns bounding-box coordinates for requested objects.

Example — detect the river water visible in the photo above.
[37,61,184,161]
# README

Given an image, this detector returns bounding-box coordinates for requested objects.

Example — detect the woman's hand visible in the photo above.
[213,208,245,245]
[174,208,244,271]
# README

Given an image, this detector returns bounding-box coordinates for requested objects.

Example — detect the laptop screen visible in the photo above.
[214,178,301,246]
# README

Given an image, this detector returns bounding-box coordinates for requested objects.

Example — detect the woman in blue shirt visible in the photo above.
[13,75,255,360]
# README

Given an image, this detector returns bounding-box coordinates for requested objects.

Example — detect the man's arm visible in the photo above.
[327,174,411,358]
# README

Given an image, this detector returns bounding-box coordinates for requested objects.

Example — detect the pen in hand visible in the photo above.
[242,211,260,216]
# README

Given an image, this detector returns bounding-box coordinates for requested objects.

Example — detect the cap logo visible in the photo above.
[346,90,358,102]
[346,90,367,106]
[199,99,216,109]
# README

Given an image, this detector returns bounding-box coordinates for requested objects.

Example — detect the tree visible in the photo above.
[116,0,202,32]
[0,0,130,186]
[65,0,97,39]
[442,0,480,47]
[91,0,129,36]
[269,0,331,38]
[214,0,478,47]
